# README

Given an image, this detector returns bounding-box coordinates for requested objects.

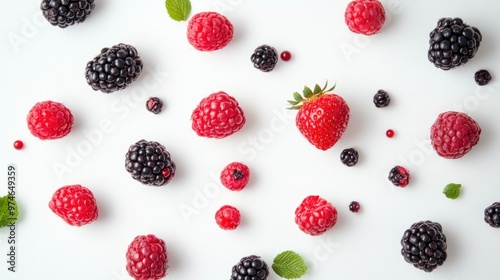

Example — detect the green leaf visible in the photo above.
[293,92,303,102]
[165,0,191,21]
[272,250,308,279]
[0,195,18,228]
[303,86,313,98]
[443,183,462,199]
[325,82,336,92]
[313,84,322,94]
[287,100,300,105]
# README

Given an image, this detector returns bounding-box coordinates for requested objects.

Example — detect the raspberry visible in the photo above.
[430,111,481,159]
[187,12,234,51]
[146,97,164,114]
[345,0,385,35]
[27,100,74,140]
[388,166,410,187]
[295,195,338,236]
[220,162,250,191]
[215,205,241,230]
[126,234,168,280]
[191,91,246,138]
[230,255,269,280]
[48,184,98,226]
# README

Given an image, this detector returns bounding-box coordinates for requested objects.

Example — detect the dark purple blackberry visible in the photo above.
[428,17,482,70]
[40,0,95,28]
[401,221,447,272]
[85,43,143,93]
[146,97,164,114]
[474,69,492,86]
[125,140,176,186]
[349,201,360,213]
[251,45,278,72]
[484,202,500,228]
[231,255,269,280]
[340,148,359,167]
[373,90,390,108]
[388,166,410,187]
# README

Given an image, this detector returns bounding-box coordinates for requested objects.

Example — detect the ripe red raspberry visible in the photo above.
[215,205,241,230]
[48,184,98,226]
[191,91,246,138]
[295,195,338,236]
[27,100,74,140]
[187,12,234,51]
[126,234,168,280]
[430,111,481,159]
[220,162,250,191]
[345,0,385,35]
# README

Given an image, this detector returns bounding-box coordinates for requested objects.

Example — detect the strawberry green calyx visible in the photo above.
[287,81,336,110]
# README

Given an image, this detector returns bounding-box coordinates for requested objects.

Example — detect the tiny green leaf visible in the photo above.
[287,100,300,105]
[293,92,303,102]
[0,195,18,228]
[443,183,462,199]
[325,82,336,92]
[165,0,192,21]
[303,86,313,98]
[313,84,322,94]
[272,250,308,279]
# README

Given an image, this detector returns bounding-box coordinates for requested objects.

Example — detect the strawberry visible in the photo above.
[288,81,350,150]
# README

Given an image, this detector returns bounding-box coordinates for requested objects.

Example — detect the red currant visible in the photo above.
[386,129,395,138]
[215,205,240,230]
[280,51,291,61]
[349,201,360,213]
[13,140,24,150]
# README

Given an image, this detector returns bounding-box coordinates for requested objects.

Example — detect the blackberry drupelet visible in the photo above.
[85,43,143,93]
[251,45,278,72]
[474,69,492,86]
[41,0,95,28]
[484,202,500,228]
[125,140,176,186]
[340,148,359,166]
[401,221,447,272]
[146,97,164,114]
[349,201,360,213]
[231,255,269,280]
[428,17,482,70]
[373,90,390,108]
[388,166,410,187]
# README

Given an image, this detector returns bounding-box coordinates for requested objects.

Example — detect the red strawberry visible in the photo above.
[288,81,350,150]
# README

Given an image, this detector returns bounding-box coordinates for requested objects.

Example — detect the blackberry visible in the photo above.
[373,90,390,108]
[146,97,164,114]
[340,148,359,167]
[388,166,410,187]
[125,140,176,186]
[349,201,360,213]
[484,202,500,228]
[231,255,269,280]
[85,43,143,93]
[41,0,95,28]
[401,221,447,272]
[428,17,482,70]
[251,45,278,72]
[474,69,492,86]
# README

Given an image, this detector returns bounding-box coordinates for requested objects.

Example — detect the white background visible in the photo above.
[1,0,499,279]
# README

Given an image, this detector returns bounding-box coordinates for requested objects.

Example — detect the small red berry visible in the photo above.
[215,205,241,230]
[295,195,338,236]
[27,100,74,140]
[13,140,24,150]
[48,184,98,226]
[280,51,292,61]
[187,12,234,51]
[349,201,360,212]
[386,129,394,138]
[126,234,168,280]
[220,162,250,191]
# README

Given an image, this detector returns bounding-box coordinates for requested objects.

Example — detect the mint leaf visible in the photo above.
[272,250,308,279]
[0,195,18,227]
[443,183,462,199]
[165,0,191,21]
